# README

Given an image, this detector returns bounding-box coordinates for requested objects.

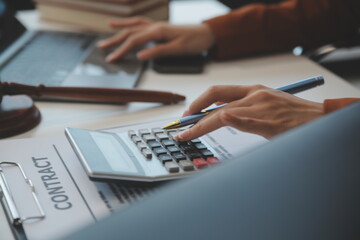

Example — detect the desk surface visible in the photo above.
[2,1,360,239]
[9,52,360,140]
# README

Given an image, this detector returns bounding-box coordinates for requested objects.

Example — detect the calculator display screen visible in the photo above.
[90,132,139,174]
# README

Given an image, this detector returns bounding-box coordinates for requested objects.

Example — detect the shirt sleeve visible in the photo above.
[323,98,360,114]
[204,0,360,59]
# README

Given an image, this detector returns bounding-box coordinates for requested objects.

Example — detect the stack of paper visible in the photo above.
[35,0,169,32]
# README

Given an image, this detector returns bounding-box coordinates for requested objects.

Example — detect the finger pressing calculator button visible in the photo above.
[147,141,162,149]
[153,147,167,156]
[142,149,153,159]
[158,154,173,164]
[164,161,180,173]
[172,152,186,161]
[178,160,194,171]
[193,158,208,169]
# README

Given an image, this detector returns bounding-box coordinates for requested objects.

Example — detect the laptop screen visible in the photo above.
[0,0,26,54]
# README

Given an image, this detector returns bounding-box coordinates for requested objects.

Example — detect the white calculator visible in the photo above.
[65,126,221,185]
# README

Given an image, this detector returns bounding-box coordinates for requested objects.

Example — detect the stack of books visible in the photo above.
[35,0,169,32]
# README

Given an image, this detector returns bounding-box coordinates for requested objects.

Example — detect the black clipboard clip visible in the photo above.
[0,162,45,227]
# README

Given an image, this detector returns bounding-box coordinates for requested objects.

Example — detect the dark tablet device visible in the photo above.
[152,54,205,74]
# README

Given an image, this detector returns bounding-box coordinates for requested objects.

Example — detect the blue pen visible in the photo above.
[162,75,325,129]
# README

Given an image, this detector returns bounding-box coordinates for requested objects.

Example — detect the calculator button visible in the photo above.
[153,147,167,156]
[167,146,180,153]
[172,152,187,161]
[128,130,137,138]
[156,133,169,140]
[147,141,162,149]
[142,149,153,159]
[158,154,173,163]
[180,145,196,152]
[177,141,190,146]
[190,138,201,144]
[137,142,147,150]
[143,135,156,142]
[167,131,179,139]
[193,158,208,169]
[188,152,203,160]
[194,143,207,150]
[131,136,142,144]
[164,161,180,173]
[151,128,164,134]
[178,160,194,171]
[201,150,214,158]
[207,157,220,165]
[139,129,151,136]
[161,139,175,147]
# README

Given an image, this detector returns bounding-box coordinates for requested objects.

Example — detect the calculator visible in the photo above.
[65,126,221,184]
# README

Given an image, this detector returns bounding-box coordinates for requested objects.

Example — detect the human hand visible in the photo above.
[97,17,215,62]
[174,85,324,140]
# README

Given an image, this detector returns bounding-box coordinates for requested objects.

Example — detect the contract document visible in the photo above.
[0,119,266,240]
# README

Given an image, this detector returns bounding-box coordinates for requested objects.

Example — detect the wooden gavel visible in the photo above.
[0,82,186,104]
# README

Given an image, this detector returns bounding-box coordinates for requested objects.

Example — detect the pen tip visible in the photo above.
[162,120,181,129]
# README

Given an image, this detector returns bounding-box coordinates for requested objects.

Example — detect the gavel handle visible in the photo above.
[0,82,185,104]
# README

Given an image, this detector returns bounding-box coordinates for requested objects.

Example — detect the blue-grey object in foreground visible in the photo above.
[65,102,360,240]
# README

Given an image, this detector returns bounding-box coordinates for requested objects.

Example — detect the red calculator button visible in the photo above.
[193,158,208,169]
[207,157,220,165]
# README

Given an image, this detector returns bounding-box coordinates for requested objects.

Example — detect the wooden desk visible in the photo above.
[1,2,360,240]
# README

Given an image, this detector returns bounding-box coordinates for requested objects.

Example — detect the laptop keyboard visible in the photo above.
[0,31,95,86]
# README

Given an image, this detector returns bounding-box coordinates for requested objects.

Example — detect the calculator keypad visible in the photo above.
[128,128,219,174]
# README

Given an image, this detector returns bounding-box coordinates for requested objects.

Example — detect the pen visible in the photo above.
[162,75,325,129]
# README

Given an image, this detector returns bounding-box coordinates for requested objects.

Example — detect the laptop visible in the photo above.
[0,0,145,98]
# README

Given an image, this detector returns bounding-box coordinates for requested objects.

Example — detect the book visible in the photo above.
[36,1,168,32]
[35,0,166,16]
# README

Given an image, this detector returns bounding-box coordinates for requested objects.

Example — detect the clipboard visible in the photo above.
[0,162,46,240]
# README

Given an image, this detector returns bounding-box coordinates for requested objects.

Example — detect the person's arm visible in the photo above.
[172,85,360,140]
[204,0,360,59]
[323,98,360,114]
[98,0,360,61]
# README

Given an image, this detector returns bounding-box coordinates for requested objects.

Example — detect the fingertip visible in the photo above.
[174,129,191,141]
[106,54,116,62]
[97,41,106,48]
[136,51,149,60]
[137,49,155,60]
